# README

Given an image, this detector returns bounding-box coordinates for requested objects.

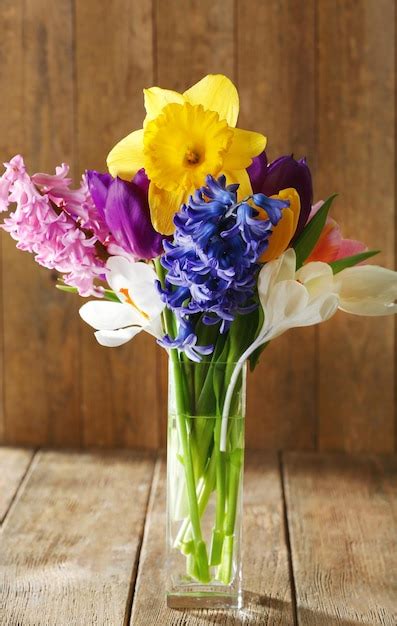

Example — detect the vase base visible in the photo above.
[167,591,243,610]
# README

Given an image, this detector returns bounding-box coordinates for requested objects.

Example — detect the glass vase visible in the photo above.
[166,356,246,609]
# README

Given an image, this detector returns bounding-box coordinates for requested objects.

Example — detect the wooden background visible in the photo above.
[0,0,394,453]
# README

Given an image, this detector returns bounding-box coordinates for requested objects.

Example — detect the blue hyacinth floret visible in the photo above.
[158,175,289,360]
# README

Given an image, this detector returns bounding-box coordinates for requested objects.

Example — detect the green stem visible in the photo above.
[209,415,226,566]
[218,420,244,584]
[155,257,210,583]
[175,447,217,549]
[170,351,210,582]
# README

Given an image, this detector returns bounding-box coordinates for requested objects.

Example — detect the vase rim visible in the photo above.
[169,359,247,366]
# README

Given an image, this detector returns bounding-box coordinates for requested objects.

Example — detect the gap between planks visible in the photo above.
[0,448,156,626]
[130,451,294,625]
[1,449,396,626]
[0,447,36,525]
[283,452,397,626]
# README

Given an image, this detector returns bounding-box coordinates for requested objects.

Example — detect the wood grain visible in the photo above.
[316,0,395,453]
[0,447,34,523]
[130,453,294,625]
[0,0,23,441]
[155,0,235,447]
[155,0,235,90]
[0,450,154,625]
[0,0,23,443]
[75,0,160,449]
[283,452,397,625]
[1,0,81,447]
[237,0,317,450]
[0,1,395,453]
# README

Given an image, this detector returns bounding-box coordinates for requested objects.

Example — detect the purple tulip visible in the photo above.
[132,168,150,194]
[86,171,112,223]
[86,169,164,259]
[248,154,313,240]
[247,150,267,192]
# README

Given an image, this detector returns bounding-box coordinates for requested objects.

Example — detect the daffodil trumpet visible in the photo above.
[2,73,397,609]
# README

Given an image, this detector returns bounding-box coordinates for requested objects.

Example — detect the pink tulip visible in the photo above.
[305,201,366,264]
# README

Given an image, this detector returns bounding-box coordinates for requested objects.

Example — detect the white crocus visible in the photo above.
[220,249,339,449]
[220,248,397,450]
[79,256,164,347]
[257,248,339,342]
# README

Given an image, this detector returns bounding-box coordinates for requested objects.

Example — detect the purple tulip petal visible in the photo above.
[133,168,150,194]
[105,177,164,259]
[247,150,268,193]
[260,155,313,239]
[86,171,113,222]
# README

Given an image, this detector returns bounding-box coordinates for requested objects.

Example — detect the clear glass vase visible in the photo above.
[166,356,246,609]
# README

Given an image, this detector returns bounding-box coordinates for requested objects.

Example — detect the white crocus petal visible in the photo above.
[263,281,338,342]
[95,327,142,347]
[295,261,334,297]
[146,314,165,339]
[79,300,142,331]
[265,280,309,336]
[335,265,397,316]
[79,257,166,349]
[106,256,164,318]
[286,292,339,330]
[275,247,297,282]
[258,247,296,306]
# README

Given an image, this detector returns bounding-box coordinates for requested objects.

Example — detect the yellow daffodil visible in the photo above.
[107,74,266,235]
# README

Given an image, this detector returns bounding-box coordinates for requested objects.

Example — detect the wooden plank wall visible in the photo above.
[0,0,395,452]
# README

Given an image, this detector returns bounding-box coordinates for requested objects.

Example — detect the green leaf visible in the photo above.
[56,284,78,294]
[329,250,380,274]
[102,289,121,302]
[55,284,120,302]
[293,194,338,268]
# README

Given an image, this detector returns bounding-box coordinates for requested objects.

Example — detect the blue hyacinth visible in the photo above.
[158,175,289,359]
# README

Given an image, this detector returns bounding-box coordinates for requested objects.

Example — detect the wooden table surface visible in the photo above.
[0,449,395,625]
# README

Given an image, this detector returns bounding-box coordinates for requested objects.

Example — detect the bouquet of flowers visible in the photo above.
[1,74,396,608]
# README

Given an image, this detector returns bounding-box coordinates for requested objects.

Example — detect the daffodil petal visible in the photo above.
[222,168,252,200]
[79,300,142,331]
[107,129,144,180]
[143,87,185,123]
[149,182,187,235]
[183,74,239,127]
[106,256,164,319]
[223,128,267,170]
[95,327,142,347]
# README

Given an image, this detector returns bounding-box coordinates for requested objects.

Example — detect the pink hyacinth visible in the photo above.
[32,164,110,242]
[0,155,111,296]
